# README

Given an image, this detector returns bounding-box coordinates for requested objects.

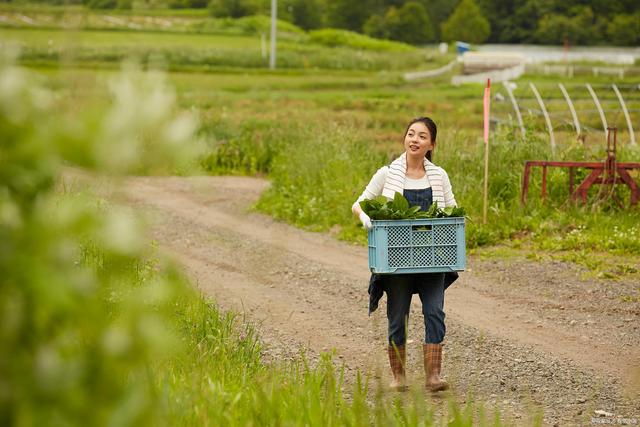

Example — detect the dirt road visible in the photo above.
[89,174,639,425]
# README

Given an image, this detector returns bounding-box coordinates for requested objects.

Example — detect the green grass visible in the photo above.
[84,240,512,426]
[0,3,204,16]
[11,17,640,271]
[106,8,210,17]
[0,9,307,40]
[308,28,415,52]
[1,58,513,426]
[4,26,439,71]
[33,65,403,96]
[6,14,639,423]
[0,27,264,49]
[198,108,640,262]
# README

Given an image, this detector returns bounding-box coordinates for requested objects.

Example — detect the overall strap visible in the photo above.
[382,153,445,207]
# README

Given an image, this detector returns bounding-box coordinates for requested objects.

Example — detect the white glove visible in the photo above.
[359,212,373,230]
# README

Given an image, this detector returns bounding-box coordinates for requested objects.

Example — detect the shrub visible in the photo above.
[0,56,512,427]
[169,0,208,8]
[255,124,388,236]
[207,0,260,18]
[535,6,601,45]
[0,58,200,425]
[386,2,435,45]
[308,28,415,52]
[87,0,118,9]
[363,14,386,39]
[189,15,304,38]
[233,14,304,35]
[116,0,133,9]
[325,0,371,33]
[441,0,490,43]
[289,0,323,30]
[607,13,640,46]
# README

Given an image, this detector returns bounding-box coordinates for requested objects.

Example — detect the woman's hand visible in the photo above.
[359,211,373,229]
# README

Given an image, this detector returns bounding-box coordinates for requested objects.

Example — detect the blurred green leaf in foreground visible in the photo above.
[0,53,200,425]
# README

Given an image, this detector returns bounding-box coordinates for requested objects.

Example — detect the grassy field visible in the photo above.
[3,9,640,424]
[1,57,516,426]
[2,26,442,71]
[24,58,640,276]
[1,27,264,48]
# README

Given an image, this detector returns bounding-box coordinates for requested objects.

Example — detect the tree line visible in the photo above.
[15,0,640,46]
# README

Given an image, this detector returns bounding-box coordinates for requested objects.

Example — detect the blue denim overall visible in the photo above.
[385,187,446,345]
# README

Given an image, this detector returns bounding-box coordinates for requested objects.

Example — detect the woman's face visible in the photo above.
[404,122,434,159]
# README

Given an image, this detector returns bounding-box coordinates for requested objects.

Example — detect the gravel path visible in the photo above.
[69,172,640,426]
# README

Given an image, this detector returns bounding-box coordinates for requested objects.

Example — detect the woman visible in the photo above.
[352,116,456,392]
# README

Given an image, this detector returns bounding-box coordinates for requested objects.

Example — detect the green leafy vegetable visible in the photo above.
[359,194,466,220]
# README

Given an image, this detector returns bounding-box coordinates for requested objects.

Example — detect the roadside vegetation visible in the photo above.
[226,118,640,263]
[1,59,516,426]
[0,24,439,72]
[21,58,637,276]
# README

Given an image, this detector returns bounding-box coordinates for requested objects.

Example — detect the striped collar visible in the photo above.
[382,153,446,207]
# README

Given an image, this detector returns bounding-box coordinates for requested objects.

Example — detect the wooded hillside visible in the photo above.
[17,0,638,46]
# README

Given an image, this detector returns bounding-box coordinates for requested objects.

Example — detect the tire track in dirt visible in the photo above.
[69,172,640,425]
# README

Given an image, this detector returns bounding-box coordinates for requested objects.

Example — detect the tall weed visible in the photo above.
[207,115,640,253]
[437,128,640,251]
[0,59,198,424]
[17,42,429,71]
[255,124,387,235]
[308,28,415,52]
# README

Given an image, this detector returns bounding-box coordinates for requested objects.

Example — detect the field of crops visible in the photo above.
[2,5,640,426]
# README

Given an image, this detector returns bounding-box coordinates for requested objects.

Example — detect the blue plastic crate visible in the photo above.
[368,217,466,274]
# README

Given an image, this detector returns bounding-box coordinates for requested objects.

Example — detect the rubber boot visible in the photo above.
[423,343,449,392]
[387,344,407,391]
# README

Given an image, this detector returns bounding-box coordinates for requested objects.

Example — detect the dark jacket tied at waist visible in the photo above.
[368,272,459,315]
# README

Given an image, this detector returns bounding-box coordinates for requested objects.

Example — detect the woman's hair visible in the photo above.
[403,116,437,161]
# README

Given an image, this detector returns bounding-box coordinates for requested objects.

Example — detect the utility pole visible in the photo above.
[269,0,277,70]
